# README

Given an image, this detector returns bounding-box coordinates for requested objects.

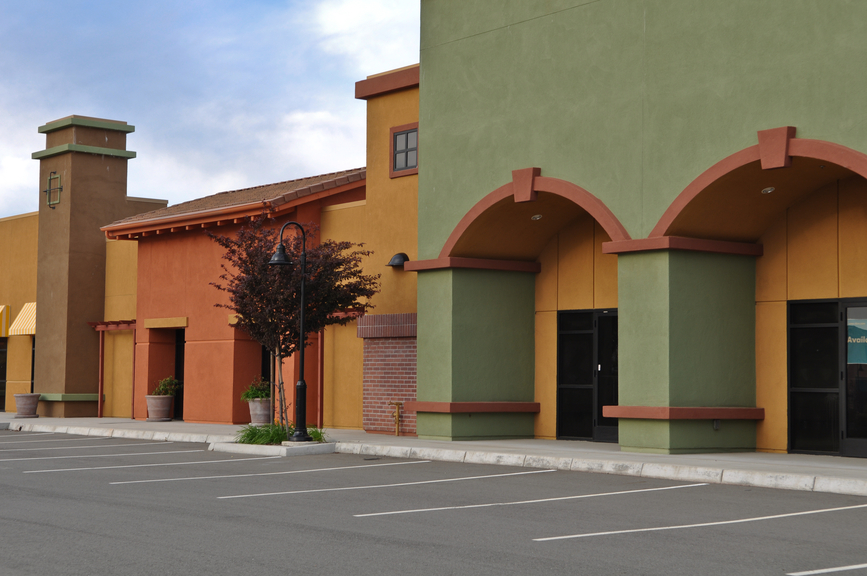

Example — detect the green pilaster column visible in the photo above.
[617,250,758,453]
[416,268,536,440]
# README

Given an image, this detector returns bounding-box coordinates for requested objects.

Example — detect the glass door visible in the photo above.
[557,309,618,442]
[0,338,7,411]
[844,307,867,457]
[788,300,867,457]
[788,301,840,453]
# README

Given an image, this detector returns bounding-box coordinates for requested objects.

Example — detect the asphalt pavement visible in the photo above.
[3,431,866,576]
[1,412,865,497]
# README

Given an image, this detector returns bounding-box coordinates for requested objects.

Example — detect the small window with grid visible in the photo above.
[393,128,417,172]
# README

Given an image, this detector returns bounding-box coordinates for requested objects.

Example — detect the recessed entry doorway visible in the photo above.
[174,329,185,421]
[557,309,618,442]
[789,300,867,457]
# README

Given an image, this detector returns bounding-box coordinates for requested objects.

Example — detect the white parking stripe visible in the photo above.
[110,459,431,484]
[534,503,867,541]
[3,449,203,463]
[355,483,708,517]
[0,441,170,452]
[0,436,108,445]
[25,455,281,473]
[788,562,867,575]
[219,469,555,500]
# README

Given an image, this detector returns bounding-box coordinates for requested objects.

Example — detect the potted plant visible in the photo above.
[146,376,181,422]
[241,376,272,425]
[13,393,41,418]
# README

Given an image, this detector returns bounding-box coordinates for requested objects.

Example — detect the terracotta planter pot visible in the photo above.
[248,398,272,425]
[146,395,174,422]
[13,393,41,418]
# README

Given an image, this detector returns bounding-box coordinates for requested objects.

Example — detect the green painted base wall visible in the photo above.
[617,250,757,452]
[620,419,757,454]
[417,412,535,441]
[416,269,536,439]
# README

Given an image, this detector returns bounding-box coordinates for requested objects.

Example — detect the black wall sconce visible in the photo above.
[386,253,410,267]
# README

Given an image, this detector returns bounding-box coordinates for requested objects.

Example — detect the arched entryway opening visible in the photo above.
[622,127,867,457]
[408,168,629,441]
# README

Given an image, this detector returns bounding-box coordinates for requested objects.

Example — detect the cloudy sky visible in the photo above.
[0,0,420,219]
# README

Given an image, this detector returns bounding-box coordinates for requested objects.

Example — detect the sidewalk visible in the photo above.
[2,412,866,497]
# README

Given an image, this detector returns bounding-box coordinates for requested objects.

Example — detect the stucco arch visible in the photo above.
[650,127,867,242]
[439,168,630,262]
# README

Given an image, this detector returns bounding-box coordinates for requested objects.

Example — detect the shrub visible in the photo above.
[152,376,181,396]
[241,376,271,402]
[235,423,329,445]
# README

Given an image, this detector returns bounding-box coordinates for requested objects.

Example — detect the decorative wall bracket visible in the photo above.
[43,171,62,208]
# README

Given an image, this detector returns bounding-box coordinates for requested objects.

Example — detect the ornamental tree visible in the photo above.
[210,215,380,424]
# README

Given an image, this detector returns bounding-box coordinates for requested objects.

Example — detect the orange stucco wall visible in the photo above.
[133,195,372,426]
[755,175,867,452]
[135,226,259,424]
[534,215,618,438]
[0,212,38,410]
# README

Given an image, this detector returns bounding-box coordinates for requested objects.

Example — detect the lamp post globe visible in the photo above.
[269,221,311,442]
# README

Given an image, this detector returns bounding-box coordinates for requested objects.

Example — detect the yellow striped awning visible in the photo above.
[9,302,36,336]
[0,305,8,337]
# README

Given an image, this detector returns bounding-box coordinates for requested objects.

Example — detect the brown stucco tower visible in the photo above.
[31,115,164,416]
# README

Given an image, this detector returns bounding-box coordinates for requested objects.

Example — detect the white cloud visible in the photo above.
[0,107,47,216]
[128,149,249,207]
[313,0,420,75]
[269,106,366,175]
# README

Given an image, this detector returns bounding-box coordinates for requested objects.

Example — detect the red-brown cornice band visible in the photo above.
[87,320,137,331]
[355,65,420,100]
[603,236,763,256]
[404,257,541,274]
[603,406,765,420]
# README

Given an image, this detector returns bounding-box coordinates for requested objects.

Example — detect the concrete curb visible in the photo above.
[209,442,336,456]
[4,425,865,497]
[6,422,237,446]
[333,442,867,497]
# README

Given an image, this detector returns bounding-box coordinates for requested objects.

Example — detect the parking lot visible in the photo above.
[1,429,866,575]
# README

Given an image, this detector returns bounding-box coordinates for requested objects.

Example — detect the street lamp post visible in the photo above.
[268,221,311,442]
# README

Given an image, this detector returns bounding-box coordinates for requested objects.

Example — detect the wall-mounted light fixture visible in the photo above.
[386,253,410,267]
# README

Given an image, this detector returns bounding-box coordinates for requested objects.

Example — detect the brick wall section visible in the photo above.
[359,313,417,436]
[357,312,417,338]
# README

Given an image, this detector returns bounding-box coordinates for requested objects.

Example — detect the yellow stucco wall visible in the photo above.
[321,202,367,428]
[755,176,867,452]
[0,212,38,410]
[322,322,364,429]
[534,216,619,438]
[100,239,138,417]
[364,86,418,315]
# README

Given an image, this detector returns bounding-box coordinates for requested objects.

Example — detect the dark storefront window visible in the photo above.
[0,338,7,411]
[788,300,867,457]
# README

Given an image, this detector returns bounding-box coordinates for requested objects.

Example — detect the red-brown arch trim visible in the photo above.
[650,127,867,238]
[437,168,631,259]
